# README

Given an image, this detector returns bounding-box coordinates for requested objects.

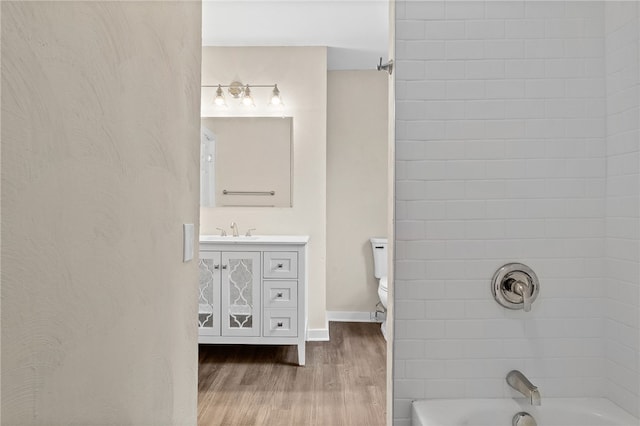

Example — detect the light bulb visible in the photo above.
[270,84,282,106]
[213,85,226,106]
[242,85,254,106]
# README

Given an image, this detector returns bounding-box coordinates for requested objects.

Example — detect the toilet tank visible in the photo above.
[370,237,388,279]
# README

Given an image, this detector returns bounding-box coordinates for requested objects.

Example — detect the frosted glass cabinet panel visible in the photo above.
[221,252,261,337]
[198,251,221,336]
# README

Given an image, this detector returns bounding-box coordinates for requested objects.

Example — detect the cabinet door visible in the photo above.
[198,251,221,336]
[221,252,261,337]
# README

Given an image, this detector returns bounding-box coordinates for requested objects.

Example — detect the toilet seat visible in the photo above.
[380,276,388,291]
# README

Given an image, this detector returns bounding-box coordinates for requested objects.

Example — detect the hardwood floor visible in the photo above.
[198,322,386,426]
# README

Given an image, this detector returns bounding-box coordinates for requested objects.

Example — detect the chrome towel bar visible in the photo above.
[223,190,275,196]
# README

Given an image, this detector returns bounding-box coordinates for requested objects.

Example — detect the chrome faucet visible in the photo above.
[506,370,541,406]
[230,221,239,237]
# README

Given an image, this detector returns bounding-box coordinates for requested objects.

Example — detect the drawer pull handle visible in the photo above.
[276,292,284,298]
[222,265,228,270]
[277,263,284,269]
[277,322,283,327]
[214,264,220,270]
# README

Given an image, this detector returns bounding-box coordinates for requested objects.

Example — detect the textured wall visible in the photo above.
[327,70,389,314]
[394,1,607,424]
[1,2,201,424]
[604,1,640,416]
[200,46,328,333]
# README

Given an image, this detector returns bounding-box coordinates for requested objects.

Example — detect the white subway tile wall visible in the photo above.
[395,1,639,424]
[604,1,640,417]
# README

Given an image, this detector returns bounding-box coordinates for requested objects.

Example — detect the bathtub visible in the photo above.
[411,398,639,426]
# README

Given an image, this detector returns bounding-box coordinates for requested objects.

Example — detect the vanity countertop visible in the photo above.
[200,235,310,245]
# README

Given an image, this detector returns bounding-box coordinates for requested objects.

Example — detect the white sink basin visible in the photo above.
[200,235,309,244]
[199,235,259,243]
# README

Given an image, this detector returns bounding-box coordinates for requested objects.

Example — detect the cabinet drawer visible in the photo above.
[263,252,298,279]
[264,281,298,309]
[263,309,297,337]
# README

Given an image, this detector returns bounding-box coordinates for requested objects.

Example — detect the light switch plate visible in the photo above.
[183,223,194,262]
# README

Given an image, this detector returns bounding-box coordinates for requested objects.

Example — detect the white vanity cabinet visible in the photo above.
[198,235,309,366]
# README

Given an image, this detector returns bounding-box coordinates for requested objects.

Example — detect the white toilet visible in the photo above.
[370,237,388,340]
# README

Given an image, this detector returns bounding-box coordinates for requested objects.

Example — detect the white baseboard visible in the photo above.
[327,310,382,323]
[306,311,383,341]
[306,327,330,341]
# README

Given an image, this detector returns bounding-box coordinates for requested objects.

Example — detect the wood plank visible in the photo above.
[198,322,386,425]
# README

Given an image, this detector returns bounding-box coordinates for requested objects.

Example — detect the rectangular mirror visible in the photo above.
[201,117,293,207]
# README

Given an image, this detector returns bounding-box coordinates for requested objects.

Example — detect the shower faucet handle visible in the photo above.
[492,263,540,311]
[512,280,532,312]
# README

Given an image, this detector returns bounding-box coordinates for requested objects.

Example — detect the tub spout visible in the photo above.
[507,370,541,406]
[530,389,541,406]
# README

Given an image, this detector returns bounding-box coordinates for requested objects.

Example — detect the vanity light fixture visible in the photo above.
[203,81,283,107]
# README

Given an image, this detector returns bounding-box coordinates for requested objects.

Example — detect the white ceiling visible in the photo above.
[202,1,390,70]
